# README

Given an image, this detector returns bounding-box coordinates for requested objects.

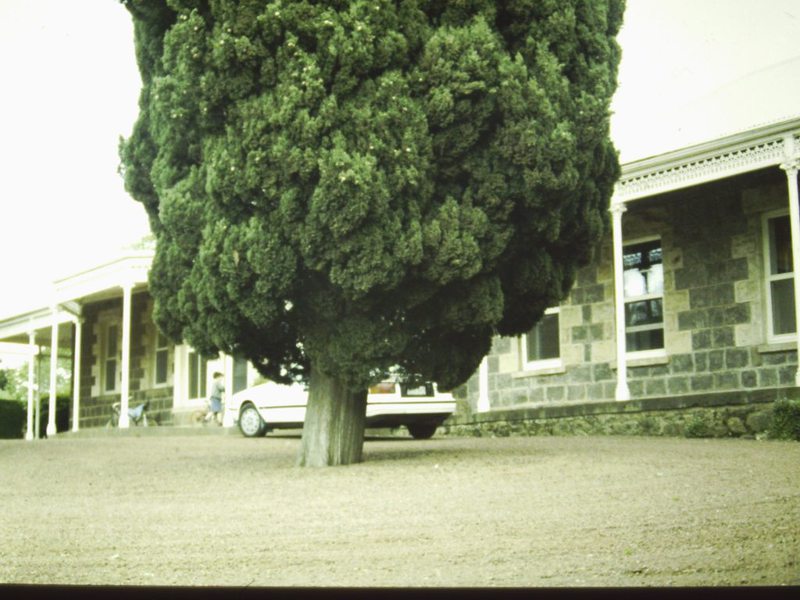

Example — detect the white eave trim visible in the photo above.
[53,252,154,304]
[0,251,155,338]
[615,116,800,203]
[0,307,76,340]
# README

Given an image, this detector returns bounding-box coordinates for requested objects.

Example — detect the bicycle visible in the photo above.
[106,398,151,428]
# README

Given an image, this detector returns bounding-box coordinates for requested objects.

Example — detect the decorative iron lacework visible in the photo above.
[615,132,800,203]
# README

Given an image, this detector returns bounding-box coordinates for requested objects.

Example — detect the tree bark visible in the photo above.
[297,367,368,467]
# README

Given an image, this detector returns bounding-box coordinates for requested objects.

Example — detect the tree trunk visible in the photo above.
[297,367,368,467]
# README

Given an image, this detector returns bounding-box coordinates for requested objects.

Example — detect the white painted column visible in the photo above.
[477,356,490,412]
[222,353,235,427]
[71,318,82,432]
[119,283,133,428]
[611,200,630,401]
[172,344,187,410]
[780,134,800,386]
[34,352,41,439]
[47,308,59,437]
[26,331,36,441]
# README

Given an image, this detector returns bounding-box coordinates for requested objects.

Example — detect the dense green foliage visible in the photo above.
[683,413,714,439]
[38,395,72,436]
[770,399,800,441]
[121,0,623,391]
[0,399,25,439]
[0,397,72,439]
[0,364,26,400]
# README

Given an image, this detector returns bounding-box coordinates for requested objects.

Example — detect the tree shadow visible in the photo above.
[361,437,486,463]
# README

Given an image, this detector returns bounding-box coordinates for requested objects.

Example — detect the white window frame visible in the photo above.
[763,209,797,344]
[101,320,121,394]
[520,307,562,372]
[623,236,667,360]
[153,330,171,388]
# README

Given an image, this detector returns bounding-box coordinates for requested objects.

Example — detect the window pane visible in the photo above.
[189,352,198,399]
[769,216,793,275]
[155,349,168,384]
[105,360,116,392]
[624,263,663,297]
[233,357,248,393]
[648,247,662,265]
[526,313,559,361]
[625,299,663,327]
[626,329,664,352]
[107,325,118,357]
[624,240,661,266]
[623,241,664,351]
[199,358,207,398]
[645,262,663,295]
[623,248,644,270]
[623,269,646,298]
[771,278,797,335]
[623,240,663,298]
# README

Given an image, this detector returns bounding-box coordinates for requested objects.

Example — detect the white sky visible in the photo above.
[0,0,146,318]
[0,0,799,332]
[610,0,800,159]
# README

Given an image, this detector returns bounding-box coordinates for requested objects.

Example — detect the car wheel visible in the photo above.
[239,404,267,438]
[407,423,438,440]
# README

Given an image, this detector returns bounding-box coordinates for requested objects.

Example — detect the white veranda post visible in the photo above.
[781,134,800,386]
[611,200,630,401]
[72,318,82,432]
[47,309,59,437]
[119,283,133,428]
[223,354,235,427]
[26,331,36,441]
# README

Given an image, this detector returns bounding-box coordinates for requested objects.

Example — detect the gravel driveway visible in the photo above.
[0,430,798,587]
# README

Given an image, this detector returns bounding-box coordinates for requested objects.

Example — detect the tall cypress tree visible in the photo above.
[120,0,624,466]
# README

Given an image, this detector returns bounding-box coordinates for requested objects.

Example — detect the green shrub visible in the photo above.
[684,413,713,438]
[769,400,800,441]
[38,396,71,437]
[0,399,25,439]
[638,416,659,435]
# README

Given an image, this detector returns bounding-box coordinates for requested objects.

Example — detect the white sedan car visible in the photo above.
[227,379,456,439]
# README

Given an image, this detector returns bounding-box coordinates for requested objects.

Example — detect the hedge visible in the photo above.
[0,396,72,439]
[0,399,25,439]
[770,399,800,441]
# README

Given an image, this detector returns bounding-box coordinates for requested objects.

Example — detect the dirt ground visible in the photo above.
[0,429,798,588]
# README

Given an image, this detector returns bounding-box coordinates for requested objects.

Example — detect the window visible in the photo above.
[232,356,249,394]
[623,239,664,353]
[104,324,119,393]
[188,350,207,400]
[154,332,169,386]
[521,307,560,369]
[765,212,796,340]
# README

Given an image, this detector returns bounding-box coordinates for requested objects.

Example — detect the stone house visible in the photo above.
[455,116,800,437]
[0,245,257,438]
[2,116,799,439]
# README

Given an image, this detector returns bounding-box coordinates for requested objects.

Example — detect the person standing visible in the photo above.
[205,371,225,425]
